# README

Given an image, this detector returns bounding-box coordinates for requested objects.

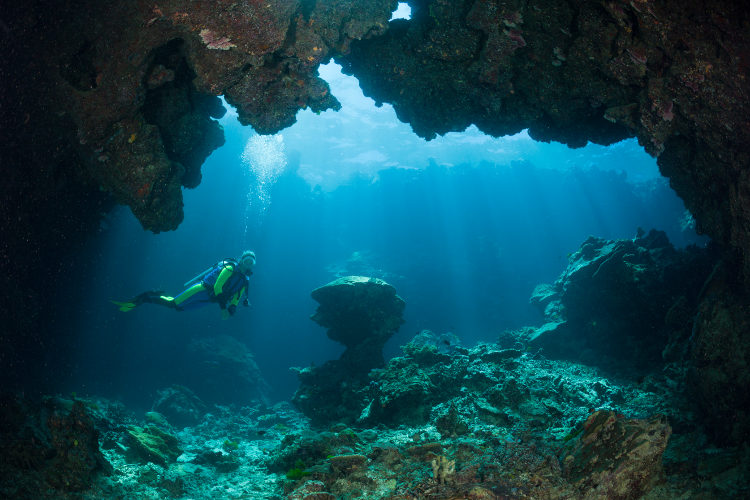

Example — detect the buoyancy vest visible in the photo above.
[202,259,249,302]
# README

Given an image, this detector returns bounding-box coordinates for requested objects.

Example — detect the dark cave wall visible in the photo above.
[3,0,395,233]
[1,0,749,443]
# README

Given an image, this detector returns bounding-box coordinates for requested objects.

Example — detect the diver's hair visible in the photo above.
[240,250,256,266]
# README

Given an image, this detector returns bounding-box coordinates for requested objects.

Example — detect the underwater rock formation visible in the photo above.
[1,0,393,233]
[522,230,750,446]
[151,385,208,429]
[274,336,716,498]
[527,229,715,373]
[0,395,111,496]
[183,335,271,407]
[294,326,692,435]
[310,276,406,372]
[4,350,748,497]
[3,0,749,271]
[126,424,183,467]
[688,262,750,445]
[293,276,405,424]
[562,410,672,499]
[339,0,750,278]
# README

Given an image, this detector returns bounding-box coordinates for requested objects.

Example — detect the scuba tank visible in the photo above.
[183,258,235,288]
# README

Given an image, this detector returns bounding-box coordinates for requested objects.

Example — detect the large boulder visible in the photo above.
[151,385,207,428]
[526,230,714,373]
[181,334,271,406]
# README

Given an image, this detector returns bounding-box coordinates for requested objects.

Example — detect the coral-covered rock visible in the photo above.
[288,480,336,500]
[523,230,750,447]
[329,453,368,477]
[152,385,207,428]
[688,262,750,445]
[434,404,471,439]
[266,427,362,475]
[126,424,182,466]
[291,360,372,425]
[3,352,728,498]
[527,230,714,373]
[0,396,111,495]
[183,334,271,406]
[310,276,405,364]
[361,357,437,426]
[561,410,671,499]
[293,277,405,425]
[45,399,113,491]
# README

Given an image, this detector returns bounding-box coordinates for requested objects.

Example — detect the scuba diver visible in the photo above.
[112,250,256,319]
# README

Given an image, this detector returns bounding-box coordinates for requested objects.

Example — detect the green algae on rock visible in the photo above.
[126,425,182,466]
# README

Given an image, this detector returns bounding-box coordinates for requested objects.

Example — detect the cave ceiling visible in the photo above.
[2,0,749,272]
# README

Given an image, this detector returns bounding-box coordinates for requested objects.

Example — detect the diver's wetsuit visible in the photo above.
[116,260,251,316]
[174,260,250,312]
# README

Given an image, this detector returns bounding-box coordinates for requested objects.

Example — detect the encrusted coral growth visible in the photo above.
[279,325,716,497]
[126,425,183,466]
[199,28,236,50]
[0,396,112,496]
[431,455,456,484]
[562,410,672,499]
[4,337,747,499]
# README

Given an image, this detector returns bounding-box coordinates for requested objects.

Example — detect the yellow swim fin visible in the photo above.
[111,300,138,312]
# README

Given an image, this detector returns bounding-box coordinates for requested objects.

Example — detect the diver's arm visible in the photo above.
[226,289,242,314]
[220,291,241,320]
[225,283,250,316]
[241,283,250,306]
[212,265,234,296]
[228,291,242,308]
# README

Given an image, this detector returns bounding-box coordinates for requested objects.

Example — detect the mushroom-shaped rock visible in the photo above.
[292,277,405,425]
[311,276,405,351]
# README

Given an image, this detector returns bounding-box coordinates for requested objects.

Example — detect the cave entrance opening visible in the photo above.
[71,58,707,405]
[220,60,701,241]
[205,60,707,349]
[391,2,412,20]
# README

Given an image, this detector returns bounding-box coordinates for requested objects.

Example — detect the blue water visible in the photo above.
[59,64,705,406]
